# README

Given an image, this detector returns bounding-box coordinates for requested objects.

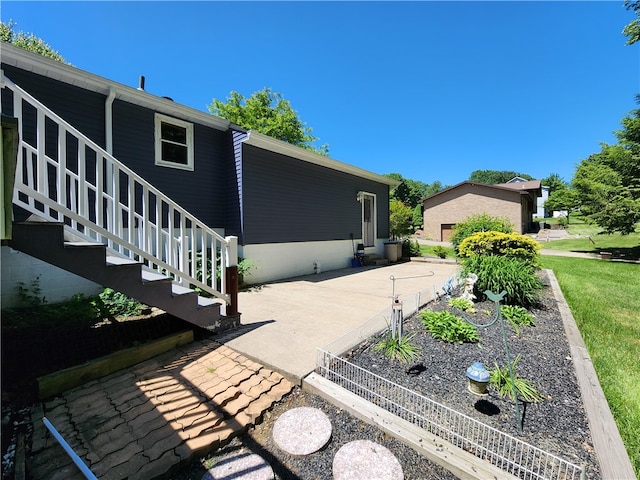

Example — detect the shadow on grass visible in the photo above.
[572,245,640,262]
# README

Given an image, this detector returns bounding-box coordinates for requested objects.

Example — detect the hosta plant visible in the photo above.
[501,305,535,336]
[419,310,479,344]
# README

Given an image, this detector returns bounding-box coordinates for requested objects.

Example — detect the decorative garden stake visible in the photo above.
[466,362,490,395]
[462,288,524,433]
[388,272,434,340]
[390,295,404,341]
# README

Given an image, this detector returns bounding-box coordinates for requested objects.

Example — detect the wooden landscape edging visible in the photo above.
[38,330,194,400]
[547,270,636,480]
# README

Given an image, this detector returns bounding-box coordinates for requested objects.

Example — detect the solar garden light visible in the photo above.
[466,361,490,395]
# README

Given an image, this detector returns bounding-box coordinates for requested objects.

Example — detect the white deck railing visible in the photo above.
[2,74,236,304]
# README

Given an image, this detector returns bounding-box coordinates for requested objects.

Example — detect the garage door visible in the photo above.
[441,224,454,242]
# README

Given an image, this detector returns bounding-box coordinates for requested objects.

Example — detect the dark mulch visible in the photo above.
[2,271,601,480]
[174,271,601,480]
[342,270,601,479]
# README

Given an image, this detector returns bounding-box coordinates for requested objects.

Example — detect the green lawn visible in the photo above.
[535,215,640,261]
[541,256,640,476]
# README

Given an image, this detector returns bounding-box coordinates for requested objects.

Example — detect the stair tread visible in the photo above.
[141,269,171,283]
[198,297,221,308]
[106,255,140,266]
[172,284,196,296]
[64,241,104,248]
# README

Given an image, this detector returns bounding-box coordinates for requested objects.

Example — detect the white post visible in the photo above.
[225,235,238,267]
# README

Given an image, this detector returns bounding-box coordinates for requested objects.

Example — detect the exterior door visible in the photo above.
[362,193,376,247]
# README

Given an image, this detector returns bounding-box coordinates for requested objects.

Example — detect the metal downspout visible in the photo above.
[105,87,116,154]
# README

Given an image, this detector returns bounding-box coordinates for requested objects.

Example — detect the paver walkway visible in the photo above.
[28,340,292,480]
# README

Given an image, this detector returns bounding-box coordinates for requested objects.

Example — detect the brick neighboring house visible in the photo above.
[422,180,542,241]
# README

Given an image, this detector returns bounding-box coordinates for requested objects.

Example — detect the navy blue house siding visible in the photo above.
[1,65,106,148]
[241,145,390,244]
[110,101,229,229]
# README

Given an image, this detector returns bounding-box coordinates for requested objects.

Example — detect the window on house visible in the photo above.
[154,114,194,170]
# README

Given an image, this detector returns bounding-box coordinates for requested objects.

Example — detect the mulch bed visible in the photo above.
[1,271,602,479]
[342,270,601,479]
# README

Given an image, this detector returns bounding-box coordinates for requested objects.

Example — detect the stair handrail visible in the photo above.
[2,73,236,304]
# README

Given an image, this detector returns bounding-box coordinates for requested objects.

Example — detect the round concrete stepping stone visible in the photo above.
[333,440,404,480]
[202,451,273,480]
[272,406,332,455]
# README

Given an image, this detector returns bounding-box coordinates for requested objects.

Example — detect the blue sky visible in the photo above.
[1,1,638,186]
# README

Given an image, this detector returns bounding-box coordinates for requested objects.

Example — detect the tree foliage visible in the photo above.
[208,87,329,156]
[541,173,568,193]
[385,173,444,209]
[623,0,640,45]
[469,170,533,184]
[0,20,67,63]
[544,188,579,221]
[573,103,640,234]
[389,199,414,240]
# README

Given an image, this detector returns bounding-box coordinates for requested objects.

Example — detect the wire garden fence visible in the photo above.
[316,351,583,480]
[316,272,583,480]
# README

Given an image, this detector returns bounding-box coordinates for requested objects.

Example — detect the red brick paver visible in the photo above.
[27,338,293,480]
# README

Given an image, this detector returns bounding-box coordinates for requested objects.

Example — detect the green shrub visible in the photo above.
[501,305,535,336]
[374,332,421,363]
[460,255,542,308]
[2,293,101,330]
[419,310,479,343]
[98,288,143,318]
[489,355,544,403]
[402,239,421,257]
[458,231,540,267]
[450,213,513,253]
[432,245,448,258]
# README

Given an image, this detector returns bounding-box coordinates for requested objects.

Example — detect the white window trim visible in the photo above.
[154,113,194,171]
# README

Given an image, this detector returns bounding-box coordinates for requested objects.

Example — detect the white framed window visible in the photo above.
[154,113,194,171]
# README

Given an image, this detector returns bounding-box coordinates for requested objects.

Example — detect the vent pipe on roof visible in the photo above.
[137,75,145,91]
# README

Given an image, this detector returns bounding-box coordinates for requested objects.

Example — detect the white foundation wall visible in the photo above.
[1,246,103,308]
[240,239,386,284]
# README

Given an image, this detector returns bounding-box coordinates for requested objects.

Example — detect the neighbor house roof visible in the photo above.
[422,181,534,203]
[1,42,398,187]
[496,180,542,191]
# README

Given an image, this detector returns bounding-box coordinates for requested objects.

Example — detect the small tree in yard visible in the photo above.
[389,199,413,240]
[544,188,579,223]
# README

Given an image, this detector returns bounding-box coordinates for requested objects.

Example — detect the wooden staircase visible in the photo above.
[9,222,240,332]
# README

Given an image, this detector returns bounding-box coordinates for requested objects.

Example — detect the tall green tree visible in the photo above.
[623,0,640,45]
[385,173,444,209]
[469,170,533,184]
[573,144,640,234]
[208,88,328,156]
[0,20,67,63]
[541,173,568,194]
